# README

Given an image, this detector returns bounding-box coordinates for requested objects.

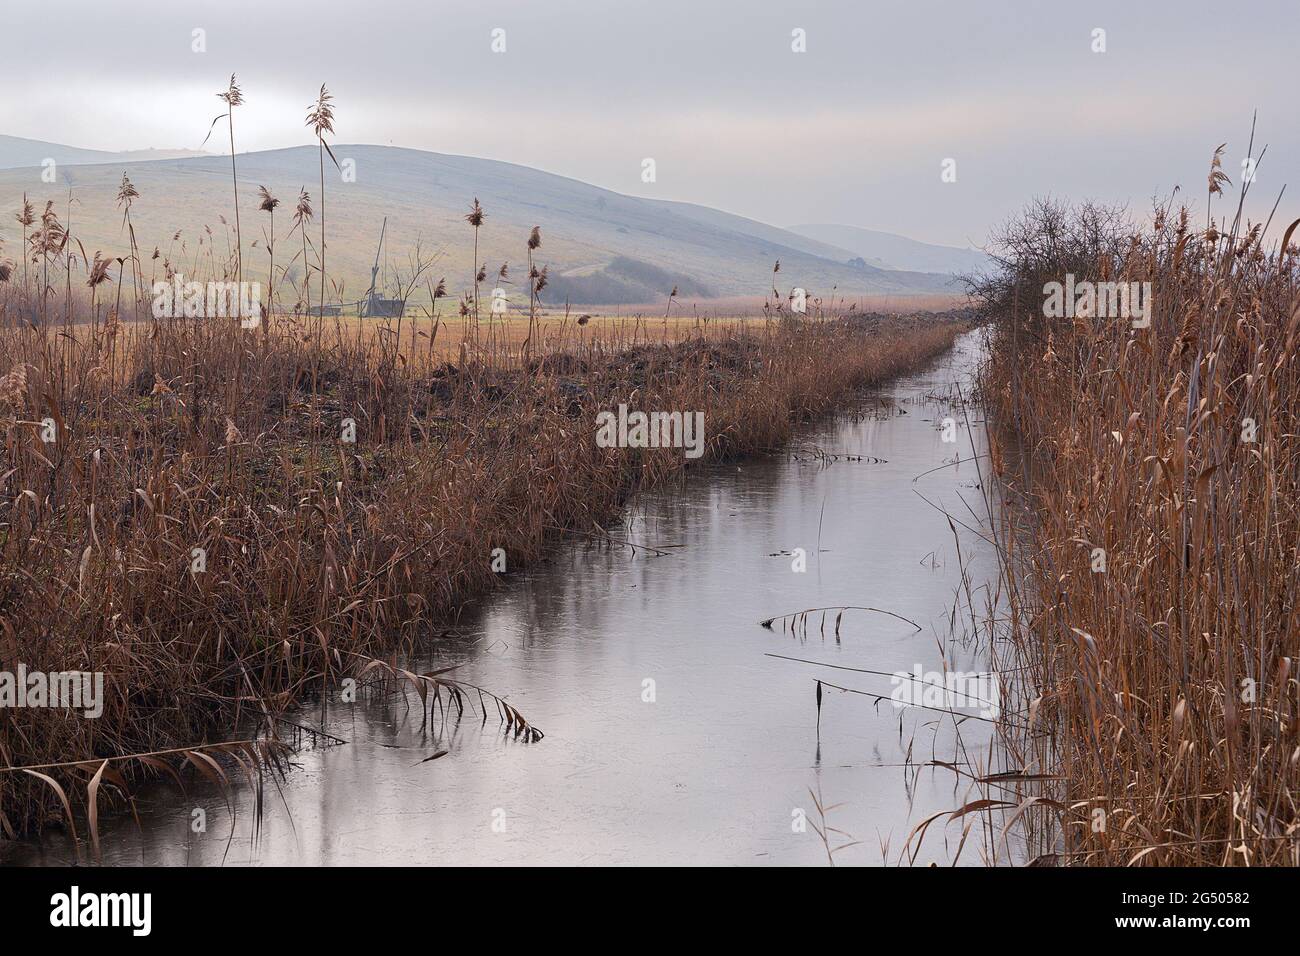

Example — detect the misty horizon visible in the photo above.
[1,0,1295,250]
[0,132,987,256]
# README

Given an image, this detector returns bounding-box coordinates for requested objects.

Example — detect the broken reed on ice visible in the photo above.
[974,186,1300,866]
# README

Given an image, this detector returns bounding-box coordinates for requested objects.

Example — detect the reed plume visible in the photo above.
[207,74,245,293]
[466,198,484,331]
[258,186,280,318]
[305,84,337,328]
[15,196,34,299]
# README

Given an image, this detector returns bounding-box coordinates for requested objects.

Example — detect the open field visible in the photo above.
[42,298,967,362]
[55,312,753,362]
[539,292,970,318]
[296,311,749,358]
[262,301,967,357]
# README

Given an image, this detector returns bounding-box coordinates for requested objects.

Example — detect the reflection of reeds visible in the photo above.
[354,654,544,743]
[974,144,1300,866]
[807,784,860,866]
[9,739,287,864]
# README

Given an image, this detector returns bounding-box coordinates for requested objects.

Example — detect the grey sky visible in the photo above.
[2,0,1296,247]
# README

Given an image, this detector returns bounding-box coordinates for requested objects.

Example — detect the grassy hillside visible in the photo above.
[0,143,956,307]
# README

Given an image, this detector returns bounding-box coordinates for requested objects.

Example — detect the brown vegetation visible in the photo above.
[975,157,1300,865]
[0,250,964,844]
[0,79,968,851]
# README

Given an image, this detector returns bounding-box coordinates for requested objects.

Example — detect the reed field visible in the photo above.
[0,77,974,854]
[66,312,750,363]
[0,175,966,846]
[973,154,1300,865]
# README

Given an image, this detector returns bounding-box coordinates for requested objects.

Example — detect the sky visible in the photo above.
[2,0,1296,248]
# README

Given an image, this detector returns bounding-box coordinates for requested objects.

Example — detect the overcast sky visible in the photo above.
[2,0,1296,248]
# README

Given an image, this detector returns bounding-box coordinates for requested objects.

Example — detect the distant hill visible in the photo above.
[0,138,958,306]
[786,223,990,277]
[0,134,209,169]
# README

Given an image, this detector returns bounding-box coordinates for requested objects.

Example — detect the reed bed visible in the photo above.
[64,312,750,363]
[0,266,964,841]
[974,166,1300,864]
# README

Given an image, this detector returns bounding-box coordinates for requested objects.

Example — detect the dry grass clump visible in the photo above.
[974,161,1300,864]
[0,259,964,840]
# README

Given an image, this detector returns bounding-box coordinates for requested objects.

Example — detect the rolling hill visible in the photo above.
[787,223,990,276]
[0,139,959,307]
[0,134,209,169]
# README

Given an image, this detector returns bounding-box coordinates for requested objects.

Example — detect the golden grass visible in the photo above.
[52,314,749,364]
[315,311,747,358]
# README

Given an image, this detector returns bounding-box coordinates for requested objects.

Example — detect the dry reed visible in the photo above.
[974,155,1300,865]
[0,243,964,841]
